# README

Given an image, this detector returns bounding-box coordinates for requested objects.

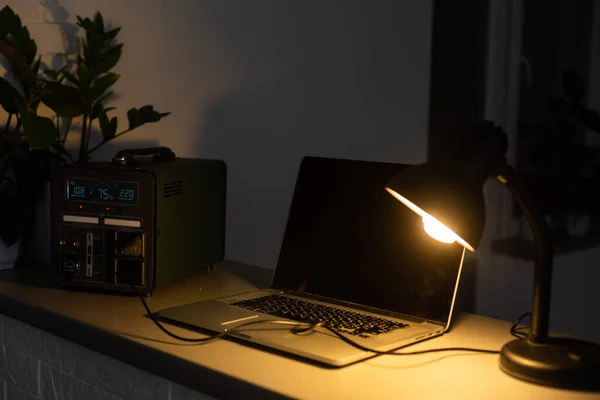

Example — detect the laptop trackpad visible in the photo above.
[159,301,262,333]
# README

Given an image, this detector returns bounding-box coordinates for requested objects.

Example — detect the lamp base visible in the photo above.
[499,337,600,391]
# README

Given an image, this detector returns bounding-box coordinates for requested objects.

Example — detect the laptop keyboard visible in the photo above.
[231,295,408,337]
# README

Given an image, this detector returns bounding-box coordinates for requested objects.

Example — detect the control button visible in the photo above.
[105,218,141,228]
[78,205,84,210]
[63,215,99,224]
[73,241,80,247]
[59,240,66,246]
[63,260,80,273]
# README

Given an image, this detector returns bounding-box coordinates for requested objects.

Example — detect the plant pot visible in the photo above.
[0,238,21,270]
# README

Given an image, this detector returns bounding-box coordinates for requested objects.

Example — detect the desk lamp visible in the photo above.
[385,121,600,390]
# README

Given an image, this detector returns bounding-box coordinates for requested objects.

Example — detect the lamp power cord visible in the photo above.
[134,286,506,356]
[510,311,531,340]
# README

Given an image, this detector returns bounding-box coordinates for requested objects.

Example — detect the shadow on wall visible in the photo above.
[39,1,77,70]
[192,0,432,269]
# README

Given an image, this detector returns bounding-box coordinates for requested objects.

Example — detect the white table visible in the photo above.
[0,261,598,399]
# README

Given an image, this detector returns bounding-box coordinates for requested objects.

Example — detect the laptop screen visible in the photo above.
[271,156,465,325]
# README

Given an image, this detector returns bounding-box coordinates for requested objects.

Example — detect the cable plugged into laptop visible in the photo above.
[132,285,316,343]
[133,285,503,355]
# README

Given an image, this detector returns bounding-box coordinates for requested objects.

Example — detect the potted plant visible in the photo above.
[0,6,169,265]
[0,6,51,268]
[27,12,170,164]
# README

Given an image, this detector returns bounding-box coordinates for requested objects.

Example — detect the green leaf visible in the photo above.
[82,42,90,61]
[55,65,67,81]
[5,32,24,59]
[98,107,117,140]
[138,105,162,123]
[94,12,105,33]
[90,72,119,100]
[98,107,112,139]
[29,97,41,113]
[77,62,91,86]
[105,27,121,42]
[18,105,59,149]
[77,16,95,32]
[91,44,122,76]
[41,82,86,118]
[44,68,59,80]
[6,26,36,64]
[16,27,36,64]
[45,65,68,83]
[0,37,36,92]
[0,77,21,114]
[91,103,115,120]
[77,62,93,102]
[0,6,22,38]
[127,107,142,130]
[95,90,113,105]
[27,37,37,64]
[126,106,169,131]
[90,101,103,120]
[31,56,41,75]
[109,116,118,137]
[62,71,79,86]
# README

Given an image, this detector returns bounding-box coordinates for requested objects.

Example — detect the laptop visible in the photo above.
[159,156,466,366]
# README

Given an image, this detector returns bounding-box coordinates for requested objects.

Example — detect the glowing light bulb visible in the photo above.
[422,215,457,244]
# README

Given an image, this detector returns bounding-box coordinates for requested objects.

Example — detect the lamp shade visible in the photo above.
[386,121,508,252]
[386,164,485,251]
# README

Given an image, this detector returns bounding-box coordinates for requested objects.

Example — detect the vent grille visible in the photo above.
[163,180,183,198]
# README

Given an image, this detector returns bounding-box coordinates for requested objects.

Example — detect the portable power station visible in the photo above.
[51,147,226,295]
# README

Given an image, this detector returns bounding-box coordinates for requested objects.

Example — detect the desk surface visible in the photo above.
[0,261,597,399]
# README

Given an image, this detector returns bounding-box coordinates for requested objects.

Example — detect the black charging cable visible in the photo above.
[133,286,500,355]
[510,311,531,340]
[132,285,307,343]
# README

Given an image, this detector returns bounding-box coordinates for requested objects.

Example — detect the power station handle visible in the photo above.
[112,147,176,166]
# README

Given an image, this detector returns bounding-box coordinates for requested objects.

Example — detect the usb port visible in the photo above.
[87,245,92,253]
[87,255,92,264]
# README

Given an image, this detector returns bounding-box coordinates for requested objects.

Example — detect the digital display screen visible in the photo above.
[66,179,139,205]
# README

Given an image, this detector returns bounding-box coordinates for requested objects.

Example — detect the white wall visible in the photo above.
[5,0,433,269]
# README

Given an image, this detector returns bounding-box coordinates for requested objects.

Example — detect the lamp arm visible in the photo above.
[494,163,553,343]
